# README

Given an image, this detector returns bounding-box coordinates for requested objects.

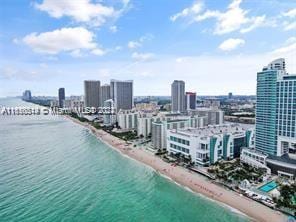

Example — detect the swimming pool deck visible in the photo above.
[259,181,278,192]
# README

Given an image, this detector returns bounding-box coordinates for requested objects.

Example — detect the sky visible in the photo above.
[0,0,295,97]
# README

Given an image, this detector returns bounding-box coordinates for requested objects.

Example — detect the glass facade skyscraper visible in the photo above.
[171,80,185,113]
[185,92,196,110]
[58,88,65,108]
[276,75,296,155]
[100,84,111,107]
[84,80,101,108]
[255,58,296,156]
[110,79,133,111]
[256,69,278,155]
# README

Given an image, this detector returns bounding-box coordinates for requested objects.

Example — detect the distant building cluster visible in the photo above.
[22,58,296,179]
[22,90,32,101]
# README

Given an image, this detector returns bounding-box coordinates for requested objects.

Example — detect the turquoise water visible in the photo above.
[0,98,248,222]
[259,181,278,192]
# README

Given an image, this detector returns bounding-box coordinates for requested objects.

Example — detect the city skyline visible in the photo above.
[0,0,296,97]
[1,1,296,221]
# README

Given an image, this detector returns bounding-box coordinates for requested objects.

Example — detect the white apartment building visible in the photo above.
[167,124,254,166]
[190,108,224,125]
[137,112,201,138]
[137,112,155,138]
[103,99,116,126]
[117,110,138,130]
[151,115,207,149]
[240,148,270,173]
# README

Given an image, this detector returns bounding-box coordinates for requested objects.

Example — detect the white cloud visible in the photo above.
[115,46,122,51]
[240,15,267,33]
[283,21,296,31]
[286,37,296,44]
[35,0,130,27]
[109,25,118,33]
[22,27,105,56]
[128,41,142,49]
[272,38,296,55]
[273,43,296,55]
[0,67,39,80]
[120,39,296,95]
[127,34,154,49]
[176,57,187,63]
[5,36,295,96]
[98,68,110,77]
[212,0,250,34]
[219,38,245,51]
[131,52,154,61]
[70,49,84,58]
[194,10,221,22]
[283,8,296,18]
[91,48,105,56]
[13,38,20,44]
[281,8,296,31]
[139,33,154,42]
[172,0,271,35]
[170,1,204,22]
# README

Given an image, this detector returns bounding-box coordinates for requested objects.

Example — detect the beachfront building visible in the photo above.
[110,79,133,111]
[240,148,296,179]
[190,107,224,125]
[171,80,185,113]
[151,115,207,149]
[137,112,155,138]
[100,84,111,107]
[138,112,187,138]
[241,58,296,179]
[240,148,270,174]
[103,99,116,126]
[58,88,65,108]
[137,112,180,138]
[167,124,255,166]
[186,92,196,110]
[117,110,138,130]
[256,58,296,156]
[84,80,101,108]
[265,155,296,179]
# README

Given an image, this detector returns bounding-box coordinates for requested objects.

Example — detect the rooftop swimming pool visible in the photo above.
[259,181,278,192]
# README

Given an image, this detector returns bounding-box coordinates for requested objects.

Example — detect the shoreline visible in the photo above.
[65,116,287,222]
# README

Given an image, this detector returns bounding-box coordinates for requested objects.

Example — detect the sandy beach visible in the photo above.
[66,116,287,222]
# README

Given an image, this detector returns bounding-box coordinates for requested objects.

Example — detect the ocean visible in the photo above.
[0,98,248,222]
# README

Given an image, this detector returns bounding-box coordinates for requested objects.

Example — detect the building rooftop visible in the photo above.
[241,147,268,158]
[170,124,253,138]
[194,107,221,112]
[153,118,189,124]
[166,119,189,123]
[110,79,133,82]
